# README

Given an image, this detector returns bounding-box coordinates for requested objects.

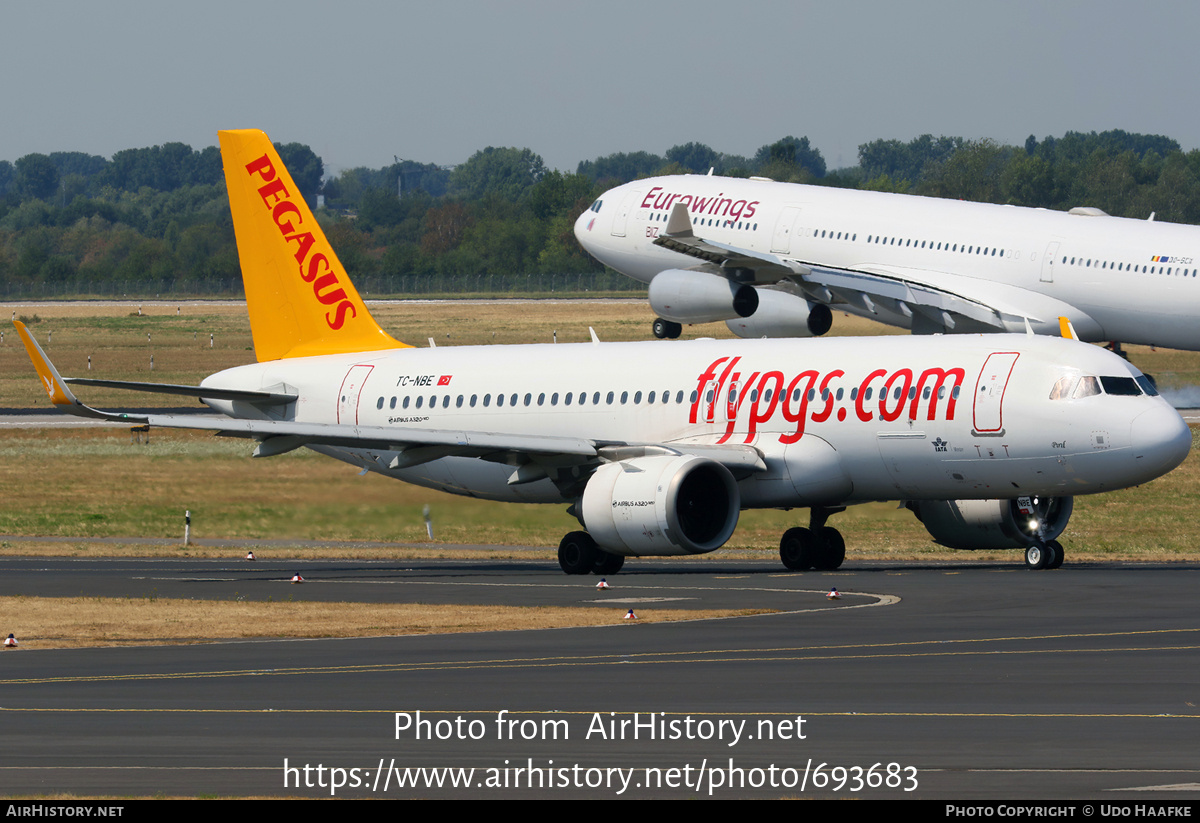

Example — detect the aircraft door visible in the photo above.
[702,380,719,423]
[611,190,642,238]
[973,352,1019,433]
[337,364,375,425]
[725,380,740,422]
[771,206,802,254]
[1041,241,1060,283]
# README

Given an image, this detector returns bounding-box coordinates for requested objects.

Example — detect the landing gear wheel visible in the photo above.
[652,318,682,339]
[816,527,846,570]
[1045,539,1064,569]
[593,550,625,575]
[1024,542,1050,570]
[780,527,818,571]
[558,531,599,575]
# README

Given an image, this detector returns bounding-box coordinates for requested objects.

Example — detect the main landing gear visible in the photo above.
[652,318,682,339]
[779,507,847,571]
[1024,539,1064,570]
[558,531,625,575]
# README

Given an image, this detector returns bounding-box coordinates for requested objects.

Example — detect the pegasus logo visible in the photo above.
[243,154,359,331]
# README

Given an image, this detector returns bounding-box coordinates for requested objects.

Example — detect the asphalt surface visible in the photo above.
[1,554,1198,799]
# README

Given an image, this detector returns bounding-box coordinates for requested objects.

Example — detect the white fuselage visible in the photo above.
[575,175,1200,348]
[201,334,1189,510]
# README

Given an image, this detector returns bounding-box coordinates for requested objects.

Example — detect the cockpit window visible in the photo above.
[589,200,603,213]
[1099,376,1142,396]
[1073,376,1101,399]
[1049,376,1075,400]
[1135,375,1159,396]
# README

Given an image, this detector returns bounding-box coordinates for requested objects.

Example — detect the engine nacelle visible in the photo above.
[909,496,1073,550]
[725,289,833,338]
[580,455,740,556]
[648,269,759,324]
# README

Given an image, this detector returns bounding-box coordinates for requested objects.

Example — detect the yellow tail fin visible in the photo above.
[219,129,409,361]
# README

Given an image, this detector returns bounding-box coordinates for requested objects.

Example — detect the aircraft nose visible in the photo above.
[573,208,598,249]
[1129,402,1192,481]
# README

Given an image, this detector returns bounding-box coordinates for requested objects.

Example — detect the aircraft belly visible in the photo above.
[742,436,853,507]
[306,446,565,503]
[394,458,565,503]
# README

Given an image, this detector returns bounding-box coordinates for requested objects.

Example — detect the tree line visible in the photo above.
[1,130,1198,297]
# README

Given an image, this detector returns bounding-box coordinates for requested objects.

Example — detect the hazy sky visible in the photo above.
[5,1,1199,175]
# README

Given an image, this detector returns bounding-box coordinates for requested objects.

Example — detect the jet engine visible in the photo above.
[908,497,1073,550]
[579,455,740,556]
[725,289,833,338]
[648,269,759,324]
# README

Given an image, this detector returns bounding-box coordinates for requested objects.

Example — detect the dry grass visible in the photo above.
[0,595,775,649]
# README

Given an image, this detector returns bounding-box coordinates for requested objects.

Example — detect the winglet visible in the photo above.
[664,202,695,238]
[218,129,410,361]
[1057,315,1079,340]
[14,321,81,407]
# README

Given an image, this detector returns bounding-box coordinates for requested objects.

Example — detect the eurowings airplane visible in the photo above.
[574,174,1200,350]
[16,130,1192,574]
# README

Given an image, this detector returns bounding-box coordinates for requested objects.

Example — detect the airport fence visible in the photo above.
[0,271,646,300]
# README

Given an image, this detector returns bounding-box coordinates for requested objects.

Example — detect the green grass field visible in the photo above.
[2,299,1198,563]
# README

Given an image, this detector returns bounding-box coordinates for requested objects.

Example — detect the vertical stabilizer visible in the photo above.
[219,129,409,361]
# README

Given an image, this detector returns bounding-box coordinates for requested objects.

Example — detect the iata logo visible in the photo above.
[244,154,358,331]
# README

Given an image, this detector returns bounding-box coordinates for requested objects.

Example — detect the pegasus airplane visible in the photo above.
[16,130,1192,574]
[575,174,1200,351]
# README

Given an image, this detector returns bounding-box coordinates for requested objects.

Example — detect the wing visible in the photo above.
[653,203,1102,338]
[14,321,765,489]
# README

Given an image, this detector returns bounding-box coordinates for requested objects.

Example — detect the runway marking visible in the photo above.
[590,597,696,604]
[1109,782,1200,791]
[2,628,1198,687]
